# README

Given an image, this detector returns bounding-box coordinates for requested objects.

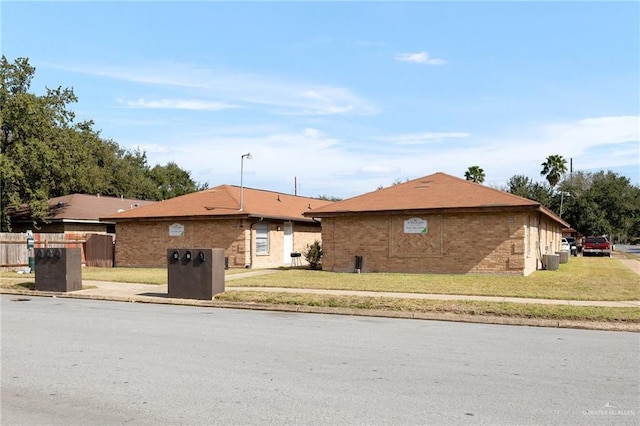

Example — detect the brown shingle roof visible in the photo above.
[305,172,568,226]
[101,185,333,222]
[8,194,156,222]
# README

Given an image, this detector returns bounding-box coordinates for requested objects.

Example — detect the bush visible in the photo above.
[304,240,323,269]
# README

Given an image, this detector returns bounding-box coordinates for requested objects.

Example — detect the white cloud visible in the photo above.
[395,51,446,65]
[381,132,470,145]
[539,116,639,147]
[123,115,639,199]
[359,165,401,174]
[122,98,239,111]
[57,63,378,116]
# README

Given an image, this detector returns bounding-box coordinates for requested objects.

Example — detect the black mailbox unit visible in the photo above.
[167,248,225,300]
[35,247,82,292]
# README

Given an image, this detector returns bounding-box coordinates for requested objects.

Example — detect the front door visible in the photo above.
[283,223,293,265]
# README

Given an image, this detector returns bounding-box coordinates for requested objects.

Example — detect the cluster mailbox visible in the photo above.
[167,248,225,300]
[35,247,82,292]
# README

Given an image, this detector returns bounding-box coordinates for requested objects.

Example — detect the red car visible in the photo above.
[582,236,611,257]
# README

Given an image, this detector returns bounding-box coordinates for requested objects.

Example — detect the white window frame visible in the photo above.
[255,222,270,255]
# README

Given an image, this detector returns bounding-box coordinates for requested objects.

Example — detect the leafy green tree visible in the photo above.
[506,175,533,198]
[316,195,343,201]
[1,56,205,230]
[1,56,80,229]
[464,166,485,184]
[506,174,553,206]
[150,162,207,200]
[507,169,638,240]
[561,171,640,239]
[540,154,568,188]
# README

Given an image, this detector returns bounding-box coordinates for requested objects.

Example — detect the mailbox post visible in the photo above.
[26,230,35,273]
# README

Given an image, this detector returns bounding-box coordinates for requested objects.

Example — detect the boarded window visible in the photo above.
[256,222,269,255]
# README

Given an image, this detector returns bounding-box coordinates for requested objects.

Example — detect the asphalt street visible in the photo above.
[2,295,639,425]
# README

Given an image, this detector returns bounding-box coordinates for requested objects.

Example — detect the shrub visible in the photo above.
[304,240,323,269]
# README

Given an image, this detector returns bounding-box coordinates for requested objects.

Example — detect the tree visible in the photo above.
[0,56,205,231]
[505,174,554,206]
[506,175,533,198]
[150,162,207,200]
[464,166,485,184]
[540,154,568,188]
[1,56,80,229]
[316,195,343,201]
[506,169,639,241]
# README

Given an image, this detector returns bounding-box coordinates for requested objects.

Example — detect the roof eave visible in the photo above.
[305,204,542,218]
[103,213,319,224]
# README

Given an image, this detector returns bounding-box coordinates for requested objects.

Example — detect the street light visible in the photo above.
[240,152,252,211]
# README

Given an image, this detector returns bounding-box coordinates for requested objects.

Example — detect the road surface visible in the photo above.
[2,295,638,425]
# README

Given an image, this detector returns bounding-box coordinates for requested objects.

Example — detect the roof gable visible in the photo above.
[101,185,333,222]
[307,173,539,215]
[305,172,569,227]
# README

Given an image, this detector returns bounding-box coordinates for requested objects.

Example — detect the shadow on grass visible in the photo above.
[11,282,35,290]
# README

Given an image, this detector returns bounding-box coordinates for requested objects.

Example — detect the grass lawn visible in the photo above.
[216,291,640,323]
[1,256,637,324]
[0,266,248,287]
[230,256,639,301]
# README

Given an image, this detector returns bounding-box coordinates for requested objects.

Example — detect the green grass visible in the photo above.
[2,257,637,324]
[216,291,640,323]
[2,257,637,300]
[0,266,249,286]
[228,257,639,301]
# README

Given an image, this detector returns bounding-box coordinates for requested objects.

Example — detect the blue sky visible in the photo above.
[2,1,639,198]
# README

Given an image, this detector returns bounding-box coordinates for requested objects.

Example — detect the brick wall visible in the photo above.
[321,211,560,276]
[115,219,321,268]
[244,221,321,269]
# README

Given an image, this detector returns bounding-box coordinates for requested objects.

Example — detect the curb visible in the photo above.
[3,288,639,333]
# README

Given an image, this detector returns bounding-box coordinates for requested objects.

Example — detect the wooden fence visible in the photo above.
[0,232,115,270]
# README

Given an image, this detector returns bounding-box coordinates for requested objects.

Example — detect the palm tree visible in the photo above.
[464,166,485,184]
[540,155,568,188]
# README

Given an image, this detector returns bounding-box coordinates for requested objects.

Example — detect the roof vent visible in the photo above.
[56,201,65,208]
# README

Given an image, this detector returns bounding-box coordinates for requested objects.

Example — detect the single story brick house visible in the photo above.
[7,193,156,234]
[304,172,569,276]
[101,185,332,268]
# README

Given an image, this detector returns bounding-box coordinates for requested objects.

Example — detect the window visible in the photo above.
[255,222,269,255]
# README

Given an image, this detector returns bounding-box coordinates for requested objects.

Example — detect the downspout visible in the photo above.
[537,212,543,270]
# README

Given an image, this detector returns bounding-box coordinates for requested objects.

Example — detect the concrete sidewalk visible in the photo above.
[65,258,639,308]
[3,267,638,331]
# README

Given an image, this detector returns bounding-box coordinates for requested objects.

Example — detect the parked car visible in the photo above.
[582,236,612,257]
[561,238,570,252]
[565,237,578,256]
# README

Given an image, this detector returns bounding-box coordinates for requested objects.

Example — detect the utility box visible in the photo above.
[35,247,82,292]
[556,250,570,264]
[543,254,560,271]
[167,248,225,300]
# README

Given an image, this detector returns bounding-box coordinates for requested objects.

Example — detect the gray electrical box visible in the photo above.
[35,247,82,292]
[167,248,225,300]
